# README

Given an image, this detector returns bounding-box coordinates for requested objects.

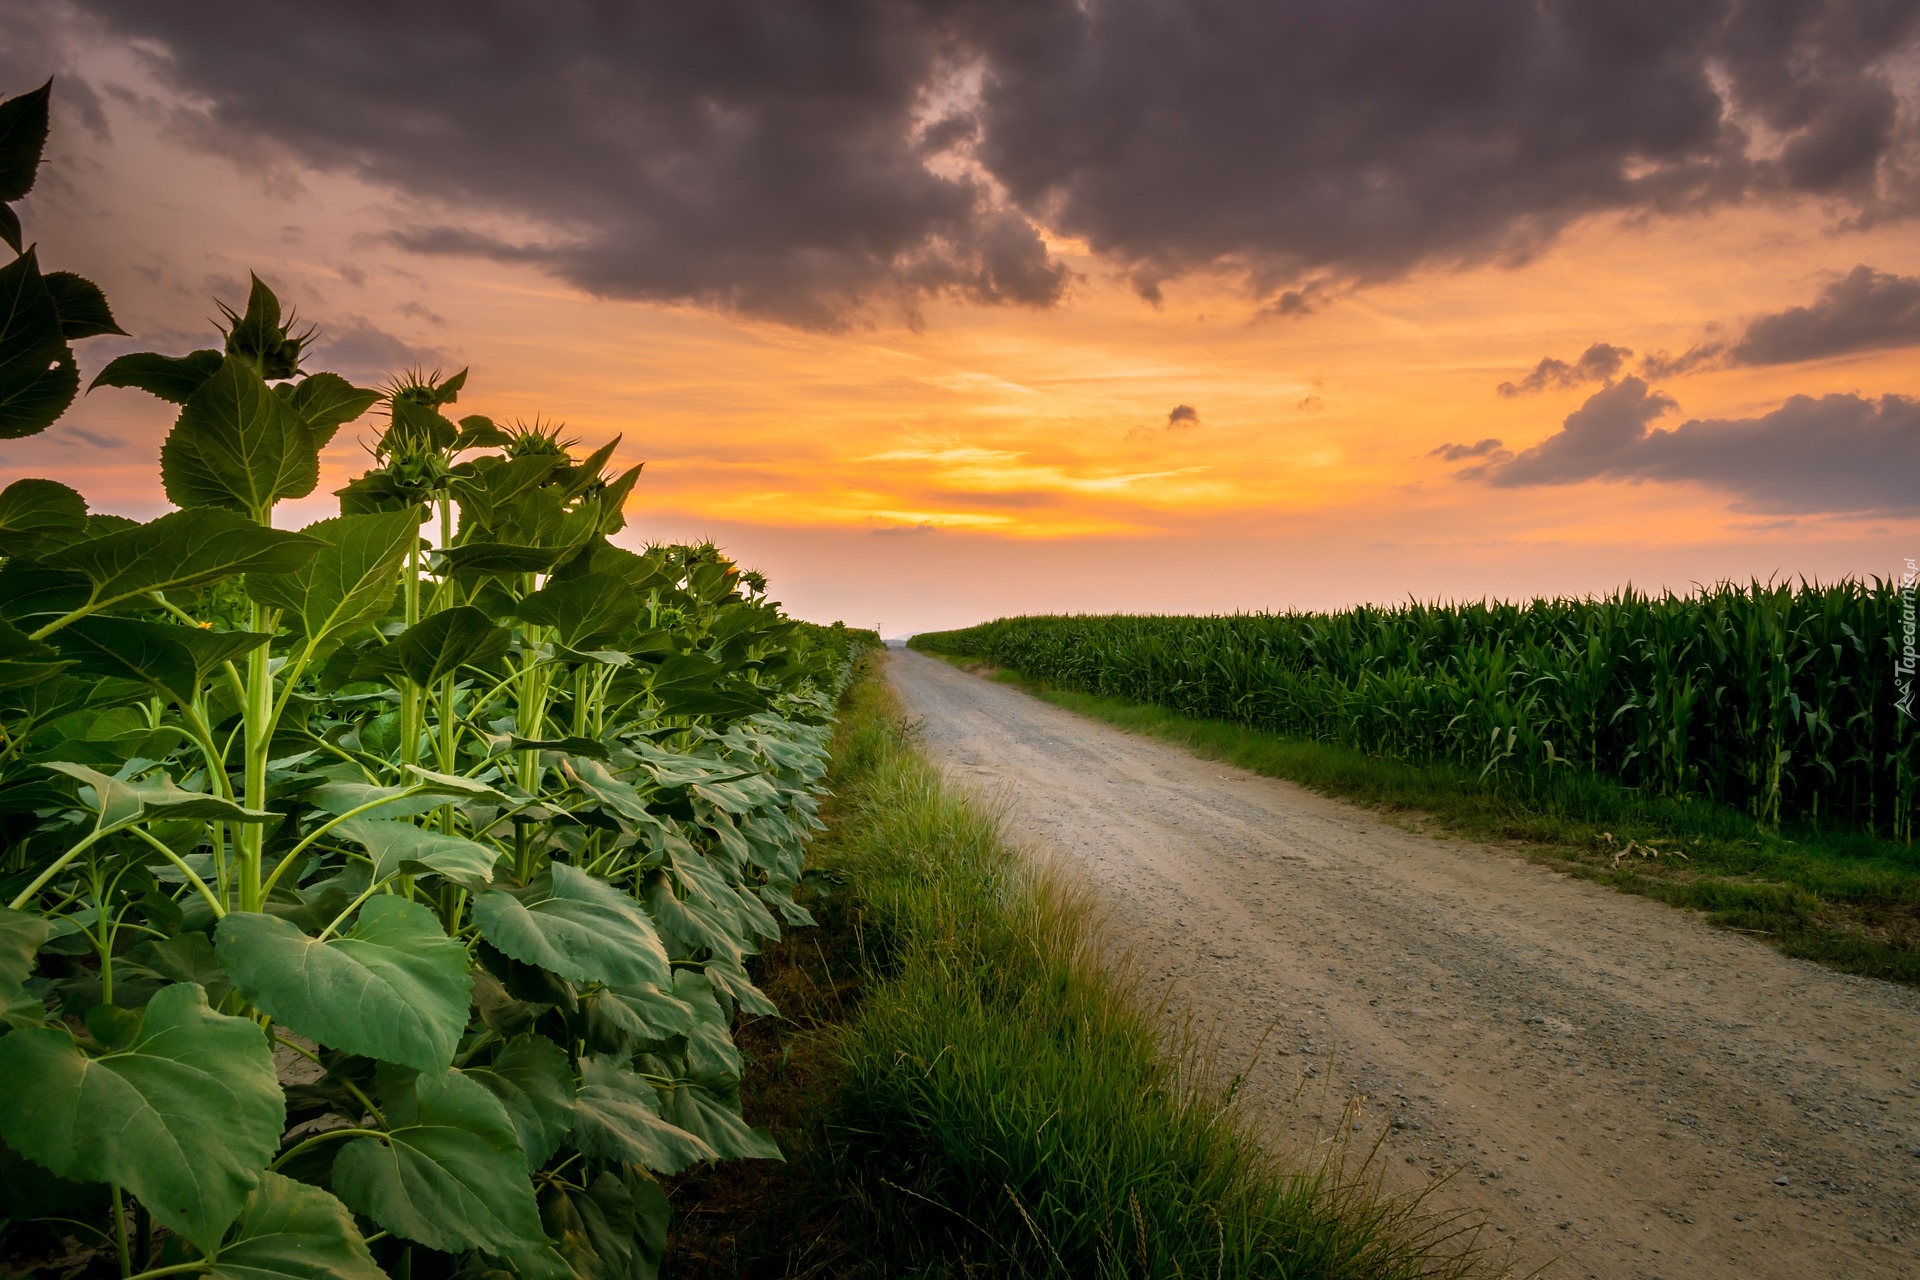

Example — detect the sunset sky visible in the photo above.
[6,1,1919,635]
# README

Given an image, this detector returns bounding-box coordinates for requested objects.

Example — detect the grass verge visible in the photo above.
[921,652,1920,986]
[665,655,1501,1279]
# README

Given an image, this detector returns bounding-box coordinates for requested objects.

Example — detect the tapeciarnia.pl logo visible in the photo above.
[1899,557,1917,720]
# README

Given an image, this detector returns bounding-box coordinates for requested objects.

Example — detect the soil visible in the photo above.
[887,647,1920,1280]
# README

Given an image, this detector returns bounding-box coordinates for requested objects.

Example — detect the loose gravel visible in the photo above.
[888,647,1920,1280]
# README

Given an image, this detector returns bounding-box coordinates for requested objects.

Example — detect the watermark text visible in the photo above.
[1900,557,1917,720]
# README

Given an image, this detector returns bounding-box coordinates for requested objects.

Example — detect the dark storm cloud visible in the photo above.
[55,0,1070,330]
[1457,377,1920,514]
[971,0,1920,300]
[1167,404,1200,429]
[0,18,107,138]
[48,0,1920,326]
[1496,342,1634,396]
[1728,266,1920,365]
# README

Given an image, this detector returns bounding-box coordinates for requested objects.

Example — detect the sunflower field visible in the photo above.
[0,81,872,1280]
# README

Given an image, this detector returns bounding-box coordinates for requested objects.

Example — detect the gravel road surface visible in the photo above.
[886,647,1920,1280]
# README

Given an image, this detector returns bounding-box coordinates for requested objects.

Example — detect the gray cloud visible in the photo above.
[62,424,124,450]
[1428,437,1508,462]
[310,315,452,386]
[1461,376,1920,514]
[972,0,1920,301]
[1255,286,1325,319]
[395,300,445,326]
[57,0,1073,330]
[1167,404,1200,429]
[1634,265,1920,376]
[0,17,107,139]
[1729,265,1920,365]
[1496,342,1634,396]
[1482,378,1679,483]
[1638,342,1727,378]
[37,0,1920,327]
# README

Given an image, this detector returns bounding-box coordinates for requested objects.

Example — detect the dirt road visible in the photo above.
[886,648,1920,1280]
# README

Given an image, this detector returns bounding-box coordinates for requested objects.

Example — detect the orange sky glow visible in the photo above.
[8,18,1919,634]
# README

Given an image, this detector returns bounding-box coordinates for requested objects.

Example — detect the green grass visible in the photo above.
[926,652,1920,986]
[664,656,1502,1279]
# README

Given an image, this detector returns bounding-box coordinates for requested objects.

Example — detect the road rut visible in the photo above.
[886,647,1920,1280]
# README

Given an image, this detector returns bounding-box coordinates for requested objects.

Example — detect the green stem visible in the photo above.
[440,883,469,937]
[317,884,384,942]
[439,671,458,835]
[237,604,276,913]
[124,1264,207,1280]
[95,885,119,1007]
[24,590,111,642]
[306,735,384,781]
[150,593,200,627]
[472,796,548,839]
[269,1127,385,1172]
[219,660,249,719]
[257,787,454,900]
[268,638,322,738]
[210,820,229,912]
[401,680,422,770]
[515,820,532,883]
[516,627,551,798]
[464,658,560,727]
[274,1036,386,1126]
[401,538,423,770]
[178,705,232,801]
[124,826,226,919]
[112,1184,130,1278]
[8,825,112,910]
[452,1027,497,1067]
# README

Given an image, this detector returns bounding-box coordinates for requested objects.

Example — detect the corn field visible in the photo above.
[913,581,1919,842]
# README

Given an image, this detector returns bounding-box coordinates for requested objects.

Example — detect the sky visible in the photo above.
[5,0,1920,635]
